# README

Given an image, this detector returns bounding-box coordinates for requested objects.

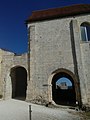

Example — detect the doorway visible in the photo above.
[52,70,78,106]
[10,66,27,100]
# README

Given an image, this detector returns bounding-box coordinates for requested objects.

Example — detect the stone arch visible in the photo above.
[81,21,90,26]
[10,66,27,100]
[48,68,81,106]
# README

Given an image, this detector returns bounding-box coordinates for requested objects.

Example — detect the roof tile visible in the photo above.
[26,4,90,23]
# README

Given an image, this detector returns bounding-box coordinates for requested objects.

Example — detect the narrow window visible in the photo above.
[80,22,90,41]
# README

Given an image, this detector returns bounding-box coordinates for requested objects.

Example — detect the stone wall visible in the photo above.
[0,49,28,99]
[0,8,90,108]
[27,14,90,106]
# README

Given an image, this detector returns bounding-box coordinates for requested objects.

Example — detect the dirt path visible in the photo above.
[0,99,84,120]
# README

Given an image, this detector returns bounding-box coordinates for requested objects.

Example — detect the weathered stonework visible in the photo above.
[26,4,90,107]
[0,4,90,109]
[0,49,28,100]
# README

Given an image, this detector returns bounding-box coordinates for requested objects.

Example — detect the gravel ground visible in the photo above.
[0,99,84,120]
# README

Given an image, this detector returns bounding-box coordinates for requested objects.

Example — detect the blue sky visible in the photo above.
[56,77,72,86]
[0,0,90,54]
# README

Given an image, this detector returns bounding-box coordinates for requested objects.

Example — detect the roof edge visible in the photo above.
[26,4,90,23]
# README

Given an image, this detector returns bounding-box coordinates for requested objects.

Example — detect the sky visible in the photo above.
[0,0,90,54]
[56,77,72,87]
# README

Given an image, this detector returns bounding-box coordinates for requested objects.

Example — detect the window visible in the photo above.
[80,22,90,41]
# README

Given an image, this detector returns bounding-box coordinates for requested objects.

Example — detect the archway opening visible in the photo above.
[52,72,76,106]
[10,66,27,100]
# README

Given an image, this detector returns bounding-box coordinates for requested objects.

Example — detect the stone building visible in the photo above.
[0,4,90,108]
[57,82,68,90]
[26,4,90,107]
[0,48,28,100]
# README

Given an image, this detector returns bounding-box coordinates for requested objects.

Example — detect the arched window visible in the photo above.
[80,22,90,41]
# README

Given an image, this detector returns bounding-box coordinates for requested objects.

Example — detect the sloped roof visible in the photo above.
[0,48,13,53]
[26,4,90,23]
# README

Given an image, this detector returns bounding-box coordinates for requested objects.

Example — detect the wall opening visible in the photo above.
[80,22,90,41]
[10,66,27,100]
[52,71,76,106]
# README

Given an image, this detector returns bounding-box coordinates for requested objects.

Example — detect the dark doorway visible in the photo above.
[52,72,76,106]
[10,66,27,100]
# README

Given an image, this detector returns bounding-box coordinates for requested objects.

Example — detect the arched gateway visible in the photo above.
[27,4,90,107]
[49,69,81,106]
[10,66,27,100]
